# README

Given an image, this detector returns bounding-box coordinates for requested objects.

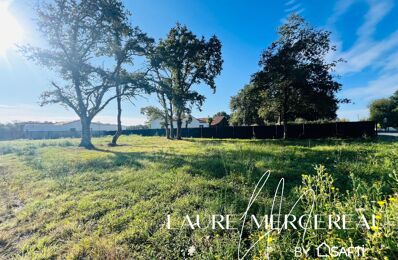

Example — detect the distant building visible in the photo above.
[210,116,229,127]
[197,116,229,127]
[149,117,207,129]
[148,116,229,129]
[23,120,122,132]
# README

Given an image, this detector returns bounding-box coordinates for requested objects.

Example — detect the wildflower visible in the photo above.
[188,245,196,256]
[267,236,273,243]
[377,200,386,206]
[388,197,396,202]
[375,214,382,220]
[371,226,379,231]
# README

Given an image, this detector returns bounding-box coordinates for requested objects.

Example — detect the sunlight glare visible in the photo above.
[0,1,23,55]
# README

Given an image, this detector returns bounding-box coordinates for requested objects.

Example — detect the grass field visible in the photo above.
[0,136,397,259]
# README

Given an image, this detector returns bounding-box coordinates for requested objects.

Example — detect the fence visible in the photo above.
[104,121,376,139]
[13,121,375,140]
[22,130,107,140]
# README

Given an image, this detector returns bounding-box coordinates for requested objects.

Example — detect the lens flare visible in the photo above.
[0,1,24,55]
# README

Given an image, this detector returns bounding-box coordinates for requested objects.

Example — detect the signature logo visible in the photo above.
[295,241,366,258]
[166,170,373,259]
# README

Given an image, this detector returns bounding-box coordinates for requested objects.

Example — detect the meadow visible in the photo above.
[0,136,397,259]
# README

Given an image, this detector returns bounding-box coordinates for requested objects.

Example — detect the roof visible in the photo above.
[197,118,208,123]
[211,116,226,126]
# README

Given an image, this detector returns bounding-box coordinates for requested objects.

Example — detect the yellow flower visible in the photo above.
[389,197,396,202]
[331,187,335,190]
[371,226,379,231]
[377,200,387,206]
[375,214,382,220]
[267,236,273,243]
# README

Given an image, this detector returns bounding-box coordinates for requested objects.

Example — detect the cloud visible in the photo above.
[331,0,398,75]
[285,0,296,6]
[341,73,398,101]
[281,0,305,23]
[327,0,357,25]
[357,0,393,40]
[336,30,398,74]
[326,0,398,106]
[285,3,301,13]
[380,50,398,72]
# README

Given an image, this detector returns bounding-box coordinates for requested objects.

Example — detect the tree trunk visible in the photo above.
[80,116,94,149]
[283,117,288,139]
[282,88,288,139]
[165,124,170,139]
[164,110,170,139]
[169,103,174,139]
[176,110,182,140]
[110,87,122,146]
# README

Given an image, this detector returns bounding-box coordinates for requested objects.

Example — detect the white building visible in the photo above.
[149,117,208,129]
[23,120,122,132]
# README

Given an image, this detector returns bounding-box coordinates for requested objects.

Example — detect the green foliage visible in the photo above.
[141,106,165,126]
[149,23,223,139]
[213,111,230,121]
[230,14,346,129]
[253,14,344,124]
[230,84,264,126]
[369,90,398,128]
[20,0,152,148]
[0,136,397,258]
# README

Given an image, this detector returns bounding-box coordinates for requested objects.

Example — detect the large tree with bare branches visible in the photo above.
[100,1,153,146]
[149,24,223,139]
[21,0,132,148]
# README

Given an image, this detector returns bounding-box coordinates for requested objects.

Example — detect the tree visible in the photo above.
[102,2,153,146]
[369,90,398,129]
[21,0,128,149]
[141,106,165,127]
[391,90,398,106]
[150,24,223,139]
[146,60,174,139]
[207,117,213,127]
[230,84,263,126]
[252,14,345,138]
[184,114,193,128]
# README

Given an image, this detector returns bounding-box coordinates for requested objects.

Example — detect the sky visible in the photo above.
[1,0,398,125]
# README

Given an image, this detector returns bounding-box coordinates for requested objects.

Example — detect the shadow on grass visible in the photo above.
[19,137,395,199]
[91,141,384,196]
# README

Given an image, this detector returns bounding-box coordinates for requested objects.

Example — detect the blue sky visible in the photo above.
[1,0,398,125]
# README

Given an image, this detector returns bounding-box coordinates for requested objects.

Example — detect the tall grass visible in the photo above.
[0,136,397,259]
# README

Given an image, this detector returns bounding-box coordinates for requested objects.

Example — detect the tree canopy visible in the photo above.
[230,84,263,126]
[230,14,346,137]
[369,90,398,129]
[21,0,137,148]
[149,24,223,139]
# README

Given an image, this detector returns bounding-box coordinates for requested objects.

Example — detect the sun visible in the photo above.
[0,1,23,55]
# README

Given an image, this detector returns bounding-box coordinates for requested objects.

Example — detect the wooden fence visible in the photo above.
[7,121,375,141]
[105,121,376,139]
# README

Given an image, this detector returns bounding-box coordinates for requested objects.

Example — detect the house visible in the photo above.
[149,116,207,129]
[210,116,229,127]
[23,120,122,132]
[197,116,229,127]
[148,115,229,129]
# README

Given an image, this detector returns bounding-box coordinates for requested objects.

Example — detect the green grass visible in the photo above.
[0,136,397,259]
